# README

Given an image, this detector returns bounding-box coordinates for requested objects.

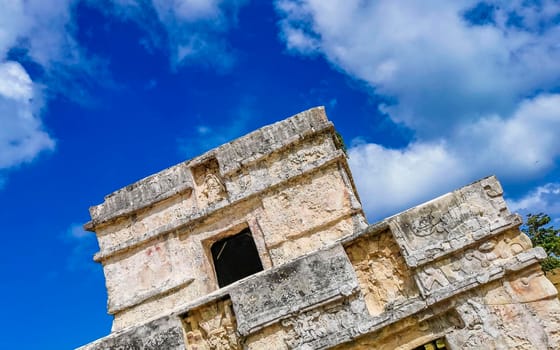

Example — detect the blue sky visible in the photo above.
[1,1,559,348]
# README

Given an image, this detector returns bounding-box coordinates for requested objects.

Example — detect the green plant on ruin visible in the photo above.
[335,131,348,156]
[521,213,560,272]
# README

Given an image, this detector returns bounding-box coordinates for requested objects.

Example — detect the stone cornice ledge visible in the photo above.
[85,106,332,230]
[79,243,546,350]
[108,277,195,315]
[94,150,347,262]
[403,213,523,268]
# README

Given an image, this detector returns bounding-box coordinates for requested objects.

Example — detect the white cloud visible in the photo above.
[276,0,560,136]
[0,0,79,68]
[349,93,560,220]
[0,61,54,169]
[0,0,88,173]
[0,61,32,99]
[508,183,560,223]
[277,1,560,219]
[348,141,465,220]
[456,94,560,177]
[0,0,249,181]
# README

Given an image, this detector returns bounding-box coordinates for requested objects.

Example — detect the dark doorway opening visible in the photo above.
[211,228,264,288]
[413,337,447,350]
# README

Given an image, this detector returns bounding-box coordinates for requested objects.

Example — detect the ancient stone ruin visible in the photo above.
[78,107,560,349]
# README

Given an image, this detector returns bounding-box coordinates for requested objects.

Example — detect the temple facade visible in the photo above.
[78,107,560,350]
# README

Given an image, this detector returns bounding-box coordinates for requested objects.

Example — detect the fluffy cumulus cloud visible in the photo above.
[348,141,465,218]
[1,0,81,69]
[107,0,248,69]
[349,94,560,219]
[0,62,54,169]
[276,0,560,219]
[0,0,79,173]
[508,183,560,223]
[0,0,245,179]
[276,0,560,134]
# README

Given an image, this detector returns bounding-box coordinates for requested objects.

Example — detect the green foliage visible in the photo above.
[541,256,560,272]
[335,131,348,156]
[521,213,560,272]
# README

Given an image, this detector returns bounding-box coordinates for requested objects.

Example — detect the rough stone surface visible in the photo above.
[183,299,241,350]
[77,316,184,350]
[78,107,560,350]
[387,176,513,268]
[231,244,359,335]
[345,229,419,317]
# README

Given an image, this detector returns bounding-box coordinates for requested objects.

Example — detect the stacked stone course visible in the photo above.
[79,107,560,350]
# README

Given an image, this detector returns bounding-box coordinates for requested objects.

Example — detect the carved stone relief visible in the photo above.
[395,201,493,256]
[453,299,505,349]
[330,309,463,350]
[413,229,533,297]
[448,285,550,349]
[280,297,368,349]
[183,299,241,350]
[345,230,419,316]
[267,133,329,177]
[192,158,227,207]
[479,177,509,218]
[443,270,560,350]
[388,178,517,268]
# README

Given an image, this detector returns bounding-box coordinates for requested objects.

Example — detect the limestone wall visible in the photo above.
[85,107,367,330]
[78,175,560,350]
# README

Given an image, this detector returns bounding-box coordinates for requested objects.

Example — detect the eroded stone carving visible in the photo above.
[409,210,448,237]
[330,309,463,350]
[389,177,518,268]
[184,299,241,350]
[282,310,326,348]
[413,230,534,297]
[345,230,419,316]
[455,299,504,349]
[192,158,227,207]
[409,203,490,241]
[417,266,450,292]
[281,298,368,349]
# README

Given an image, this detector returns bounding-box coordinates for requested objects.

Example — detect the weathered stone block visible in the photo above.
[183,299,241,350]
[345,229,419,317]
[77,316,185,350]
[230,244,359,335]
[388,176,515,268]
